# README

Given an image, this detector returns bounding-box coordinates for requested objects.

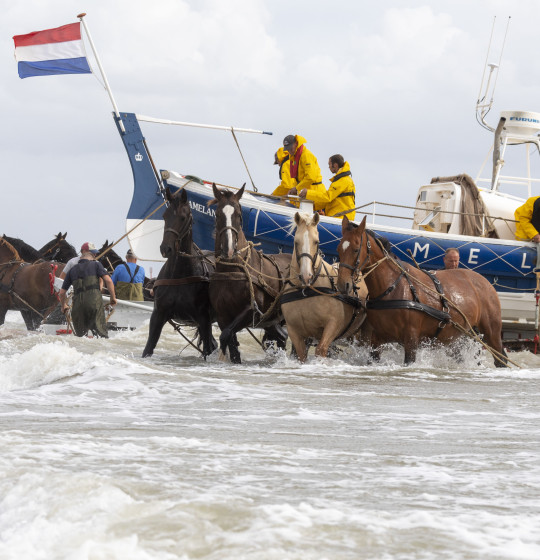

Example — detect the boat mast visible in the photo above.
[77,13,125,133]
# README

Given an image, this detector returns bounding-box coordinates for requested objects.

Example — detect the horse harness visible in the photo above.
[154,216,213,289]
[341,229,451,337]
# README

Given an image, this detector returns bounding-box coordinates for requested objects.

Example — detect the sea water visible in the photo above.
[1,310,539,560]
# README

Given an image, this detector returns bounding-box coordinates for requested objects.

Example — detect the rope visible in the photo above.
[230,128,257,192]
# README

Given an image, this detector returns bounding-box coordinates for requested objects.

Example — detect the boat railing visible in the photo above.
[350,201,517,236]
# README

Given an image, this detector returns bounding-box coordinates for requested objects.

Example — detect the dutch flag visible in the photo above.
[13,22,91,79]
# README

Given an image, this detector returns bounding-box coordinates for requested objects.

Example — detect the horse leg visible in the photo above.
[198,315,217,360]
[262,322,288,352]
[288,329,308,362]
[403,341,418,364]
[228,333,241,364]
[315,324,342,358]
[0,307,7,326]
[142,309,168,357]
[219,306,253,364]
[20,310,41,331]
[479,328,508,368]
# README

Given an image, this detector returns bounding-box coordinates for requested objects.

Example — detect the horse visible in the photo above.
[0,238,64,330]
[97,240,155,301]
[39,232,77,263]
[142,187,217,359]
[280,212,367,361]
[208,183,290,363]
[2,235,42,263]
[337,215,507,367]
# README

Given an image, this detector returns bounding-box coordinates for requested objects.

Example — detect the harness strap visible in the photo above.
[153,276,209,287]
[280,286,364,309]
[366,299,451,323]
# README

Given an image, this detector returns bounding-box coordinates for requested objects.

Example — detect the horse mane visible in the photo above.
[0,237,21,261]
[366,229,396,257]
[2,235,41,262]
[287,212,318,236]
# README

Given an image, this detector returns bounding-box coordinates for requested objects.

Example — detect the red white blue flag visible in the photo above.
[13,22,91,79]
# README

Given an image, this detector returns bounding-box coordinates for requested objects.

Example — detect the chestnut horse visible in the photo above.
[142,187,217,359]
[280,212,367,361]
[337,216,507,367]
[0,238,64,330]
[209,184,290,363]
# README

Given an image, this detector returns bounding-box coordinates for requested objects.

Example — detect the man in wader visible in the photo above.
[110,249,145,301]
[59,242,117,338]
[514,196,540,242]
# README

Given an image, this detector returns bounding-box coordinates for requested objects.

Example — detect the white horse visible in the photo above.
[280,212,367,361]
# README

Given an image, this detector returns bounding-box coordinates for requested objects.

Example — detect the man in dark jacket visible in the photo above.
[59,242,117,337]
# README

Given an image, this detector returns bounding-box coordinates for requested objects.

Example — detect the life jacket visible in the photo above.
[289,144,304,181]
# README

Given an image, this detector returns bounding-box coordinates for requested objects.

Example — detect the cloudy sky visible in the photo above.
[2,0,540,270]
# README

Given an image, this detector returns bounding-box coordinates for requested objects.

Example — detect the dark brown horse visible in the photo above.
[142,187,217,359]
[337,216,507,367]
[0,238,64,330]
[39,232,77,263]
[209,184,290,363]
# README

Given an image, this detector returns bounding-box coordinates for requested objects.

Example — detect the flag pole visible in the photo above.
[77,12,125,133]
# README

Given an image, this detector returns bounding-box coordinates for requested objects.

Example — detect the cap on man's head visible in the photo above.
[81,242,99,255]
[126,249,137,259]
[283,135,296,150]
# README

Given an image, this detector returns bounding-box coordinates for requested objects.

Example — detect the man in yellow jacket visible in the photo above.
[271,147,295,197]
[514,195,540,242]
[282,134,326,200]
[299,154,356,220]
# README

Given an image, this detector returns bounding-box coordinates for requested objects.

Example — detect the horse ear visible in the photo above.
[63,232,67,239]
[212,182,223,201]
[294,212,301,225]
[312,212,320,226]
[235,183,246,201]
[358,215,367,233]
[342,216,349,233]
[165,187,173,203]
[180,188,188,203]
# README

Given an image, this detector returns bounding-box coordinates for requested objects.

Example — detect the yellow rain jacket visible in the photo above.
[289,135,325,199]
[272,147,296,197]
[304,162,356,220]
[514,195,540,240]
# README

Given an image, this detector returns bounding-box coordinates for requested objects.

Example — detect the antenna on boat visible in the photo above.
[77,13,125,133]
[476,16,511,132]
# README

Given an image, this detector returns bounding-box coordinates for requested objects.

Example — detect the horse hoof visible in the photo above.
[218,350,228,362]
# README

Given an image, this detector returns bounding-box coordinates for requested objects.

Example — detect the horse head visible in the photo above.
[97,240,123,273]
[292,211,320,285]
[209,183,245,259]
[337,215,369,295]
[39,233,77,263]
[161,187,192,259]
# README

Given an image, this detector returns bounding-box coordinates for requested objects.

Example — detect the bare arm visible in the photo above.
[102,275,117,305]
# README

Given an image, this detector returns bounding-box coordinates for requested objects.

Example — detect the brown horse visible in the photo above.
[0,238,64,330]
[280,212,367,361]
[209,184,290,363]
[337,216,507,367]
